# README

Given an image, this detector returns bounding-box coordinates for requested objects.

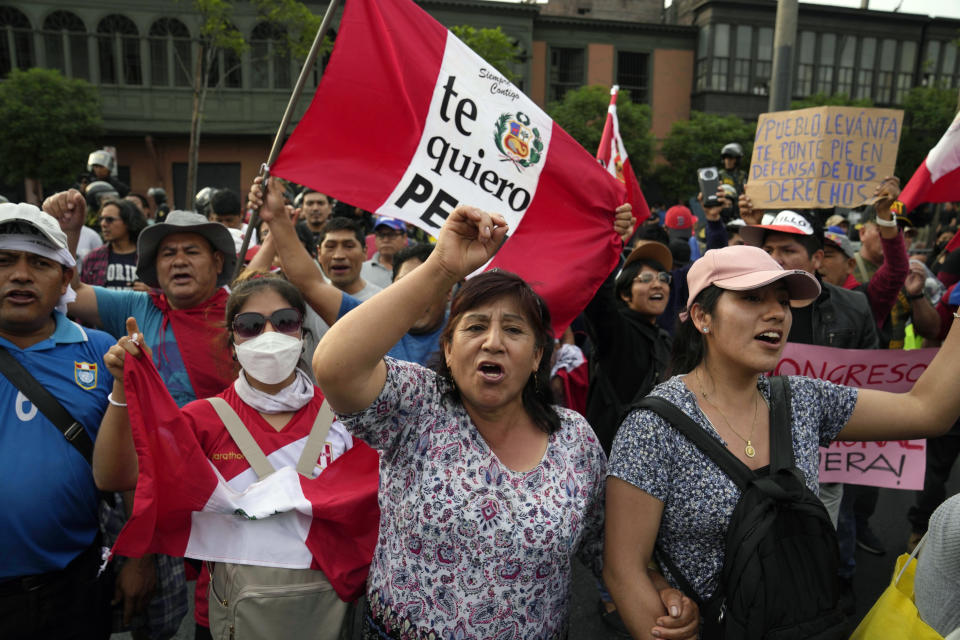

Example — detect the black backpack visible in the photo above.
[635,377,847,640]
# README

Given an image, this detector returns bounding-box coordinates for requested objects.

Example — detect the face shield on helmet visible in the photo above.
[85,181,119,210]
[194,187,217,218]
[147,187,167,206]
[720,142,743,159]
[87,150,115,174]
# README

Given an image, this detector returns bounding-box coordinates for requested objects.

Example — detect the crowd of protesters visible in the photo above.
[1,141,959,640]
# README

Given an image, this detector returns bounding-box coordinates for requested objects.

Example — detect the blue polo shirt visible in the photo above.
[387,318,446,365]
[0,312,114,578]
[95,287,195,407]
[335,292,442,366]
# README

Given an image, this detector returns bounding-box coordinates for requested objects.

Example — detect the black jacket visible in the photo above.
[584,270,673,454]
[793,279,879,350]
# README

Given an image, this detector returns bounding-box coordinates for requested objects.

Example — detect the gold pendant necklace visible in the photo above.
[697,368,759,458]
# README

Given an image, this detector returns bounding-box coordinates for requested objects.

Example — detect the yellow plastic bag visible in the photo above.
[850,548,943,640]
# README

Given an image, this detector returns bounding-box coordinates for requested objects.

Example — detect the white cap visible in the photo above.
[0,202,70,252]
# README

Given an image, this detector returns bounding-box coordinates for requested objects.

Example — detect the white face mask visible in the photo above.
[234,331,303,385]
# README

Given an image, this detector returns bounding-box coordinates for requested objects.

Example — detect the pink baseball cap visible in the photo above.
[685,245,821,311]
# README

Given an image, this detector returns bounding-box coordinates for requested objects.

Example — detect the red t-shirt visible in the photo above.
[188,384,353,626]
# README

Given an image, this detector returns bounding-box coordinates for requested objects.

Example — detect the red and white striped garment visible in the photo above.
[111,353,379,601]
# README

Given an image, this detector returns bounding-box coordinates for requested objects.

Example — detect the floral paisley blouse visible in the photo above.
[337,358,606,640]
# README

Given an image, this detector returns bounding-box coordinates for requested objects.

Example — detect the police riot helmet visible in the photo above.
[147,187,167,206]
[85,180,119,210]
[194,186,217,217]
[721,143,743,158]
[87,149,115,173]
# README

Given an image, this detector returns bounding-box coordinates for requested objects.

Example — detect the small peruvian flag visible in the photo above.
[900,111,960,255]
[597,85,651,227]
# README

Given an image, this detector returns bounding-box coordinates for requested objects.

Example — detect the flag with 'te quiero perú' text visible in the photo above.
[270,0,627,332]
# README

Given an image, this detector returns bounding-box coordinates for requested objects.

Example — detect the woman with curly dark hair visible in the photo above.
[313,203,698,640]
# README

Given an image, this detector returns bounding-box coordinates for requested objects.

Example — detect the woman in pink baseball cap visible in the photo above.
[602,244,960,639]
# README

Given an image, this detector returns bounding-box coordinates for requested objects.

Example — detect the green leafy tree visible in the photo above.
[547,84,654,177]
[185,0,328,207]
[653,111,756,204]
[450,25,521,83]
[790,92,873,109]
[0,68,102,202]
[897,86,957,182]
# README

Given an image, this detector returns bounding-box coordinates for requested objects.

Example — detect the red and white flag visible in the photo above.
[270,0,626,333]
[900,111,960,214]
[111,353,380,601]
[597,85,650,226]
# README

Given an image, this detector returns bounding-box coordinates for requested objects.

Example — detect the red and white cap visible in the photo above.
[685,245,820,312]
[739,210,814,247]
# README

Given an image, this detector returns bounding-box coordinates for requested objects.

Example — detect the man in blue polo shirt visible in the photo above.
[0,203,116,639]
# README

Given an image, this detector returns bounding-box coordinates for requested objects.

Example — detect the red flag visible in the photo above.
[597,85,650,226]
[900,111,960,215]
[112,352,379,601]
[270,0,625,333]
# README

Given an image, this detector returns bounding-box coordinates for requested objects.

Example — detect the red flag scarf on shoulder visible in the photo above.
[270,0,625,333]
[597,85,650,227]
[148,287,236,398]
[111,351,380,601]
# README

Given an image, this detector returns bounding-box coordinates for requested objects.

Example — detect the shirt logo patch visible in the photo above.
[75,361,98,390]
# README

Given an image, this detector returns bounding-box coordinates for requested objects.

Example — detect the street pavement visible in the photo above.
[119,468,958,640]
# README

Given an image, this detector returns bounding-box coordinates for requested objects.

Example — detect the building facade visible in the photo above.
[0,0,695,205]
[1,0,956,205]
[675,0,960,120]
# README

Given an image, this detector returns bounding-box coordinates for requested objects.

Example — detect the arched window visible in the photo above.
[0,7,35,77]
[43,11,89,80]
[97,14,141,85]
[251,22,291,89]
[206,22,242,89]
[149,18,190,87]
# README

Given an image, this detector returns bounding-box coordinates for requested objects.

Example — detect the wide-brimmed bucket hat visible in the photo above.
[136,210,237,288]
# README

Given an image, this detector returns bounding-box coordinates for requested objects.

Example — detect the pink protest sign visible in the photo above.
[773,343,936,490]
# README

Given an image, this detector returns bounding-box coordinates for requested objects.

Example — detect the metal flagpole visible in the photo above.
[234,0,342,281]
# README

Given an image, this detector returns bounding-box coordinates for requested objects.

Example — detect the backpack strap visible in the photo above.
[768,376,795,473]
[636,395,755,489]
[295,399,335,478]
[0,345,93,465]
[207,397,275,480]
[636,394,754,607]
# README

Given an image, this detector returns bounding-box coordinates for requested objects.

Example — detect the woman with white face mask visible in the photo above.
[94,273,378,640]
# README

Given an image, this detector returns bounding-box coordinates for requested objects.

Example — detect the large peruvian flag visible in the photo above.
[900,111,960,214]
[270,0,626,332]
[597,85,650,226]
[111,353,380,601]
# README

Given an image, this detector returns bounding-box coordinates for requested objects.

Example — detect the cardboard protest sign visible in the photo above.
[773,343,933,490]
[746,106,903,210]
